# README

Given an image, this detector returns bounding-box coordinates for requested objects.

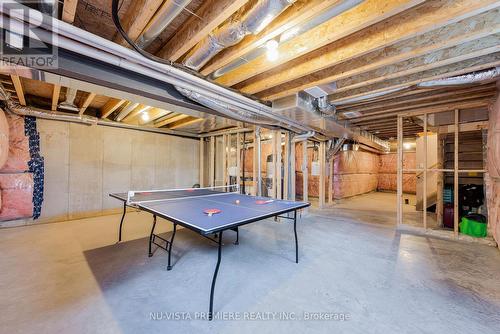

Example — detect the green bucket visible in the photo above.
[459,215,487,238]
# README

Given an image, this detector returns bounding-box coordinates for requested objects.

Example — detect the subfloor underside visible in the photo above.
[1,194,499,333]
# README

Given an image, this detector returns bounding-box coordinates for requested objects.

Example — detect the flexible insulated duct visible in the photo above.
[184,0,295,70]
[417,67,500,88]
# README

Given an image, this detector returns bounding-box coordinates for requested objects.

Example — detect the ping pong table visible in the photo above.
[110,186,309,320]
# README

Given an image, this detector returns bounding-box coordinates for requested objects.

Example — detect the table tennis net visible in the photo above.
[126,184,240,205]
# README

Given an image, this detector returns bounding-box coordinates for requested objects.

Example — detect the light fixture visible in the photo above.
[403,142,412,150]
[266,39,279,61]
[141,111,150,122]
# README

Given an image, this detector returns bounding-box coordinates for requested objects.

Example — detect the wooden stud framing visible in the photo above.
[454,109,459,237]
[101,99,126,119]
[328,155,334,204]
[236,132,241,190]
[319,141,326,209]
[397,115,403,225]
[302,140,308,203]
[199,138,205,187]
[271,130,277,199]
[283,132,290,200]
[62,0,78,24]
[222,134,228,186]
[275,130,282,200]
[423,113,427,230]
[290,137,296,201]
[436,135,444,226]
[252,130,258,196]
[210,136,215,187]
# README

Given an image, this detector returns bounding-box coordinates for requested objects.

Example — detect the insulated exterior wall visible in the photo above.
[378,152,417,194]
[2,119,199,226]
[486,82,500,245]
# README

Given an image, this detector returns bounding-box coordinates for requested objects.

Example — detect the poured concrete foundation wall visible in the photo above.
[3,119,199,226]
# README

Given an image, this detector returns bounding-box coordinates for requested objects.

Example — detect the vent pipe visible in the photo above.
[184,0,295,70]
[417,67,500,88]
[58,88,79,112]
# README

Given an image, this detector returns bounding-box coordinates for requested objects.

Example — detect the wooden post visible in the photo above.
[222,135,227,186]
[302,140,308,203]
[436,135,444,226]
[256,128,262,196]
[209,136,215,187]
[319,141,326,208]
[423,113,427,230]
[199,138,204,187]
[328,156,334,204]
[454,109,459,237]
[252,130,258,196]
[290,138,296,201]
[397,115,403,225]
[276,130,282,200]
[236,133,241,191]
[283,132,290,200]
[271,131,277,198]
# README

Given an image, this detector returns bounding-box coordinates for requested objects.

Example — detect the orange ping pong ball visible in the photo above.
[235,199,240,204]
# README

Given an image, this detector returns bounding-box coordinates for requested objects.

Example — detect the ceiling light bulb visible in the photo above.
[266,39,279,50]
[266,49,279,61]
[141,112,149,121]
[403,143,412,149]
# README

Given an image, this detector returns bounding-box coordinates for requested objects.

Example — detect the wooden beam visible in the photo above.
[113,0,164,46]
[157,0,249,61]
[199,138,205,187]
[154,114,188,127]
[10,75,26,106]
[210,136,215,187]
[78,92,96,115]
[62,0,78,24]
[454,109,459,237]
[275,131,282,200]
[200,0,344,75]
[236,132,241,190]
[51,84,61,111]
[167,116,202,129]
[101,98,126,119]
[319,141,326,208]
[216,0,424,87]
[397,115,403,225]
[252,130,258,196]
[241,1,500,97]
[329,55,500,103]
[302,140,308,203]
[423,113,428,230]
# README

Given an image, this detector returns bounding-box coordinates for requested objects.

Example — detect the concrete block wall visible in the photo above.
[34,119,199,224]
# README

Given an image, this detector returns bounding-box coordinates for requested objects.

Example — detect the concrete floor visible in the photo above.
[1,195,500,333]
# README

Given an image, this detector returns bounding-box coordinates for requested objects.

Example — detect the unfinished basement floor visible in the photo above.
[1,208,500,334]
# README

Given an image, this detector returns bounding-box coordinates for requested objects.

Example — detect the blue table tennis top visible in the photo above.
[110,191,309,234]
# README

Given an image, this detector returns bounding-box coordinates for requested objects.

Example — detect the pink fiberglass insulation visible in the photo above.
[486,84,500,244]
[295,172,329,197]
[0,114,30,173]
[378,173,417,194]
[332,174,378,199]
[333,151,379,174]
[379,152,416,173]
[0,173,34,221]
[0,109,9,169]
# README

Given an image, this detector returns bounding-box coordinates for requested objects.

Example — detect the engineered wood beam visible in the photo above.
[62,0,78,24]
[78,92,96,115]
[200,0,345,76]
[10,75,26,106]
[216,0,424,87]
[158,0,249,61]
[241,1,500,97]
[113,0,164,46]
[100,98,127,119]
[51,84,61,111]
[329,54,500,103]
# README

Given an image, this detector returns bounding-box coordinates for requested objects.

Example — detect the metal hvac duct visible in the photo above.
[184,0,295,70]
[136,0,192,48]
[417,67,500,88]
[58,88,79,112]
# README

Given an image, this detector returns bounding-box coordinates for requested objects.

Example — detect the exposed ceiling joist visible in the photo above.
[51,84,61,111]
[62,0,78,24]
[155,114,189,127]
[101,98,127,119]
[168,116,203,129]
[240,0,500,97]
[216,0,424,87]
[79,92,96,115]
[113,0,164,47]
[158,0,250,61]
[10,75,26,106]
[200,0,345,76]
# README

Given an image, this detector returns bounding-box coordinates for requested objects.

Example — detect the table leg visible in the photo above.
[209,230,223,321]
[148,215,157,257]
[167,223,177,270]
[118,202,126,242]
[294,210,298,264]
[234,227,239,245]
